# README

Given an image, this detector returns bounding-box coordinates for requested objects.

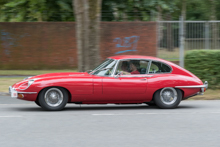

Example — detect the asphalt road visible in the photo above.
[0,96,220,147]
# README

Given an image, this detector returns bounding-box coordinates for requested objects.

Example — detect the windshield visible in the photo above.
[90,59,117,76]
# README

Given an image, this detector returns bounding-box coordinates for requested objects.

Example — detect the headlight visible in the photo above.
[23,76,33,80]
[19,79,36,90]
[28,79,35,86]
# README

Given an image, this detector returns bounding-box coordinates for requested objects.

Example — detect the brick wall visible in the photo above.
[0,22,157,69]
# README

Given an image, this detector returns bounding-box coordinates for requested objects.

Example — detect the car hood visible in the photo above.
[28,72,91,80]
[12,72,92,89]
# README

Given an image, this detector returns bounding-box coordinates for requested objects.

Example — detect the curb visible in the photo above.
[0,92,10,96]
[0,75,32,78]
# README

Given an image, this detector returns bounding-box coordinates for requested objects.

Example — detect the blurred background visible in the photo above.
[0,0,220,68]
[0,0,220,94]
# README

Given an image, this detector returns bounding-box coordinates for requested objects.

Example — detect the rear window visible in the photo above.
[149,61,171,74]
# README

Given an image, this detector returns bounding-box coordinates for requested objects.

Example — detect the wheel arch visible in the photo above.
[152,87,184,101]
[36,86,72,103]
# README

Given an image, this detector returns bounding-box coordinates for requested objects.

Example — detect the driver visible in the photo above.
[120,61,130,75]
[129,60,140,74]
[120,60,140,75]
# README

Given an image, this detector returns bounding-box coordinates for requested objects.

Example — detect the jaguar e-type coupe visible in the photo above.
[9,55,208,111]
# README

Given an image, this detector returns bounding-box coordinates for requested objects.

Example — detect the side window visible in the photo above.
[149,61,171,74]
[115,60,149,75]
[139,60,149,74]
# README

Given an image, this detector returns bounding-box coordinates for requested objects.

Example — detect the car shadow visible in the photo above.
[12,104,198,112]
[64,105,158,111]
[177,105,199,109]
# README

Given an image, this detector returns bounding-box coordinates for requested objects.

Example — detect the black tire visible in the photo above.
[35,100,41,107]
[145,102,156,106]
[154,88,182,109]
[38,87,68,111]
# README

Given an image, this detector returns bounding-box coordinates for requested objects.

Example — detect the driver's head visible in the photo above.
[129,60,140,71]
[121,61,129,71]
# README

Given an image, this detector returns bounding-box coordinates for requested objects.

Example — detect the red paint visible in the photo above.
[11,55,205,103]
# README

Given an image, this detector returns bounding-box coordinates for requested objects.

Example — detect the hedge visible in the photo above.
[185,50,220,89]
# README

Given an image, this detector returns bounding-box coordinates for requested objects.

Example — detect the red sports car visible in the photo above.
[9,55,208,111]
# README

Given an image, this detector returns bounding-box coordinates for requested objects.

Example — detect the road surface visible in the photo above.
[0,96,220,147]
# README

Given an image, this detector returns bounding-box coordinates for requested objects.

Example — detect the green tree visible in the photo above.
[0,0,74,22]
[101,0,179,21]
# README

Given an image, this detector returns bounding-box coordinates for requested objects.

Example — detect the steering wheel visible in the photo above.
[104,69,112,75]
[152,69,156,73]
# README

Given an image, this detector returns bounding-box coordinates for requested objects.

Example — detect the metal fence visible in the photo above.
[157,20,220,66]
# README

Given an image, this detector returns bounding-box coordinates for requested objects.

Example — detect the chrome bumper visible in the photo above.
[175,81,208,95]
[175,81,208,89]
[9,86,12,94]
[9,86,37,97]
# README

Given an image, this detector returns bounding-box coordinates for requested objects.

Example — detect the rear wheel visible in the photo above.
[145,101,156,106]
[38,87,68,111]
[154,87,182,109]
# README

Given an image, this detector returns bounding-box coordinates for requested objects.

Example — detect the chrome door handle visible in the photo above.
[140,78,147,81]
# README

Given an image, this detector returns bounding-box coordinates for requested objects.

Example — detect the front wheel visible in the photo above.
[38,87,68,111]
[35,100,41,107]
[154,87,182,109]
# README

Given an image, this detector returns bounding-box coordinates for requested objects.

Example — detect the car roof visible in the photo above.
[108,55,179,69]
[108,55,167,62]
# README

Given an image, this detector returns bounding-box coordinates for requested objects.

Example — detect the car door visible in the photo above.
[102,59,152,101]
[102,74,152,101]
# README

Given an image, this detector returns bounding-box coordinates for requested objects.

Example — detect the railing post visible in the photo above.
[205,22,210,50]
[179,16,185,68]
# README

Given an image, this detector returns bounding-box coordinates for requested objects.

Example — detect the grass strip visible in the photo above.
[0,70,77,76]
[0,77,24,93]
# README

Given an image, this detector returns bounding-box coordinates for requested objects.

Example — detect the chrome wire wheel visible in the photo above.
[160,87,177,105]
[44,88,64,107]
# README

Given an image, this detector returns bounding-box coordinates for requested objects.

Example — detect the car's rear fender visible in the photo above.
[146,74,203,101]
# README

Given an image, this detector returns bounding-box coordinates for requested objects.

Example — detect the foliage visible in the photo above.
[185,50,220,89]
[1,0,220,22]
[101,0,178,21]
[101,0,220,21]
[0,0,74,22]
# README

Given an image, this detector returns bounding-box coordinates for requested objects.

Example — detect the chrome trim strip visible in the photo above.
[175,85,206,88]
[9,86,37,94]
[115,75,154,78]
[18,92,37,94]
[175,81,208,89]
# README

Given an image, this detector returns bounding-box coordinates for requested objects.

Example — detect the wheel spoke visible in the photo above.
[44,88,63,107]
[160,88,177,105]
